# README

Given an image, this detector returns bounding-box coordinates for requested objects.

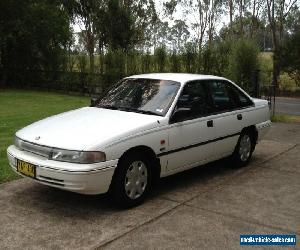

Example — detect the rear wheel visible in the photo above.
[110,153,152,208]
[231,130,255,167]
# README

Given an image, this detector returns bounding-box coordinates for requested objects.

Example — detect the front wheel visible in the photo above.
[109,153,152,208]
[231,131,255,167]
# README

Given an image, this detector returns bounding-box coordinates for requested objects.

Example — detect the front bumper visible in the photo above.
[7,145,118,195]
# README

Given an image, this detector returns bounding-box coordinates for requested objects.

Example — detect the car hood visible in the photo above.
[16,107,163,150]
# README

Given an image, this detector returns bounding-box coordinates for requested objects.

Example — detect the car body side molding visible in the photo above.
[157,132,240,157]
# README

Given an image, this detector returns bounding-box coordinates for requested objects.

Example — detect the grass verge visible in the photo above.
[271,114,300,123]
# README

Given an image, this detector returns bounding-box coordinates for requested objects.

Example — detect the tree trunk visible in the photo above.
[229,0,233,34]
[250,0,256,38]
[238,0,244,36]
[0,46,7,88]
[272,45,280,87]
[98,41,104,74]
[84,26,95,75]
[89,52,94,74]
[266,0,278,87]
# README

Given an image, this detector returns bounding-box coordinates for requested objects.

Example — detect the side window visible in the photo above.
[226,83,254,108]
[175,81,213,121]
[206,81,237,112]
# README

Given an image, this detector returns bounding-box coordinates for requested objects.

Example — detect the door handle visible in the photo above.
[237,114,243,120]
[207,120,213,127]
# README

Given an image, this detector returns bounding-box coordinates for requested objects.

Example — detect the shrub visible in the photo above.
[227,39,259,91]
[154,46,167,72]
[141,51,152,73]
[170,50,181,72]
[279,73,297,91]
[182,42,197,73]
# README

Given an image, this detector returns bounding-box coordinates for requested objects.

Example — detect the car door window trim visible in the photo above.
[169,104,254,126]
[169,79,254,125]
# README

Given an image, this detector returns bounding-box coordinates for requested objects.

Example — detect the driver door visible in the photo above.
[166,80,216,173]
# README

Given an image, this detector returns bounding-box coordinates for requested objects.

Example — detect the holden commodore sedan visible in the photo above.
[7,73,271,207]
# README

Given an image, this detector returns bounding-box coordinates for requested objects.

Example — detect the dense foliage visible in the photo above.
[0,0,299,94]
[0,0,71,87]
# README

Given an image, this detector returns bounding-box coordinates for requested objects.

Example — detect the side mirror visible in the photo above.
[90,98,98,107]
[170,107,191,123]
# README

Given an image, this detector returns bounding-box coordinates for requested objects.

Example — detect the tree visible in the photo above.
[163,0,209,51]
[170,50,181,72]
[219,12,266,47]
[228,0,234,34]
[227,39,259,91]
[0,0,71,87]
[67,0,103,74]
[151,20,172,50]
[237,0,246,36]
[170,20,190,51]
[154,46,167,72]
[182,42,197,73]
[266,0,297,87]
[280,9,300,85]
[188,0,210,52]
[141,51,152,73]
[104,0,135,51]
[213,39,232,75]
[249,0,264,38]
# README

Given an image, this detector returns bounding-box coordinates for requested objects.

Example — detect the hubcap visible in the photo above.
[239,134,252,162]
[124,161,148,200]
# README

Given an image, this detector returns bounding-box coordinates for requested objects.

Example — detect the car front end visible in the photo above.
[7,137,117,194]
[6,106,165,195]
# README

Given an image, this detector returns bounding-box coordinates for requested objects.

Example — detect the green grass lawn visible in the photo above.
[0,90,89,183]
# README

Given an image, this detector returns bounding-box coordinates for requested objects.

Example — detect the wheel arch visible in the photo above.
[113,145,161,183]
[241,125,258,145]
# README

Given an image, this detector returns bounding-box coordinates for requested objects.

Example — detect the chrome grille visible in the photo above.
[15,137,51,158]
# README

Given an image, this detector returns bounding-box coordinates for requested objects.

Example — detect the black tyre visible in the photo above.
[231,130,255,167]
[110,152,152,208]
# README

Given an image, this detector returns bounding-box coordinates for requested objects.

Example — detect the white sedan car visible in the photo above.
[7,73,271,207]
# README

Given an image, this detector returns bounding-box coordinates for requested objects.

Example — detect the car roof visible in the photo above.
[127,73,228,84]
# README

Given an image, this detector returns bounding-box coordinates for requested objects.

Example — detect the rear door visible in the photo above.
[203,80,254,158]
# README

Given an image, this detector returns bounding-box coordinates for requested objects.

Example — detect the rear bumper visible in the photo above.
[7,145,118,195]
[256,120,272,141]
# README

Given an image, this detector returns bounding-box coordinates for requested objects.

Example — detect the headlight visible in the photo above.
[14,136,105,164]
[50,149,106,164]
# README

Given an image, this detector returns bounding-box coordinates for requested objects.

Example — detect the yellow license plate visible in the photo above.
[17,160,36,178]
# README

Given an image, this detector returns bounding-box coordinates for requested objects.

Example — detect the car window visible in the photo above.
[97,78,180,116]
[205,81,237,112]
[174,81,214,121]
[226,84,254,108]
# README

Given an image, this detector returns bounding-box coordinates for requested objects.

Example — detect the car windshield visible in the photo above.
[97,78,181,116]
